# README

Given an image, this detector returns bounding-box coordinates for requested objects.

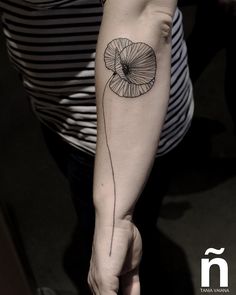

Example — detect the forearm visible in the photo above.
[93,0,176,241]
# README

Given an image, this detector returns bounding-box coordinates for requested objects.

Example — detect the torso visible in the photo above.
[0,0,194,156]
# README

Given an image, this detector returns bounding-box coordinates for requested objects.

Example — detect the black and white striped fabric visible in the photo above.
[0,0,194,157]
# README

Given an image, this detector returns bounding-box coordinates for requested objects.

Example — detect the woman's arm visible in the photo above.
[88,0,177,294]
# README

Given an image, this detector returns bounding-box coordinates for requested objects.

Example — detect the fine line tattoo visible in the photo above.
[102,38,157,256]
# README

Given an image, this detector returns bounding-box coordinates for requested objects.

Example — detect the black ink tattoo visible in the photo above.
[104,38,157,98]
[102,38,157,256]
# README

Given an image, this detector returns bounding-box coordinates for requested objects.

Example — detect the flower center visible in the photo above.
[122,63,130,76]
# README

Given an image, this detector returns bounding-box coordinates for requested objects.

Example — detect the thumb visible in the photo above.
[121,267,140,295]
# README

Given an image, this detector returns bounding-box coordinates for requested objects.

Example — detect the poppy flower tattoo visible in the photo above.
[102,38,157,256]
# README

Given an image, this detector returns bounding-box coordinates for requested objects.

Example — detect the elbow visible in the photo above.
[143,0,177,17]
[140,2,174,38]
[103,0,176,31]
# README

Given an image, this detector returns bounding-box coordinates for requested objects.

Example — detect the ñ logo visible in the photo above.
[201,248,228,287]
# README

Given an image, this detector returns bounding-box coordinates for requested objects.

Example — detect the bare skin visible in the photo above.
[88,0,177,294]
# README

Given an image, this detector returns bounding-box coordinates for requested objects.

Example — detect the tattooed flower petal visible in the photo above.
[119,42,156,84]
[110,72,155,97]
[104,38,133,72]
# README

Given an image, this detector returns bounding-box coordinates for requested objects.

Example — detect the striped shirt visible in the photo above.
[0,0,194,157]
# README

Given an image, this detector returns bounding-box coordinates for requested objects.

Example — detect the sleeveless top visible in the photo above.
[0,0,194,157]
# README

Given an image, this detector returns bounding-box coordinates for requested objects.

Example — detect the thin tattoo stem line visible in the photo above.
[101,74,117,257]
[102,38,156,257]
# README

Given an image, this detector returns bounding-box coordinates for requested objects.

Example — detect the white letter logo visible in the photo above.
[201,248,228,287]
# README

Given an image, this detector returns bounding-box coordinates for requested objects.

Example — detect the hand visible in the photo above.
[88,219,142,294]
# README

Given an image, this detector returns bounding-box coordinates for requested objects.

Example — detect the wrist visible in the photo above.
[95,211,133,229]
[95,202,133,226]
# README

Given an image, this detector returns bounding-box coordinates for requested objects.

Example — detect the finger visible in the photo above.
[89,276,101,295]
[88,273,96,295]
[91,264,101,295]
[88,264,101,295]
[88,264,100,295]
[121,267,140,295]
